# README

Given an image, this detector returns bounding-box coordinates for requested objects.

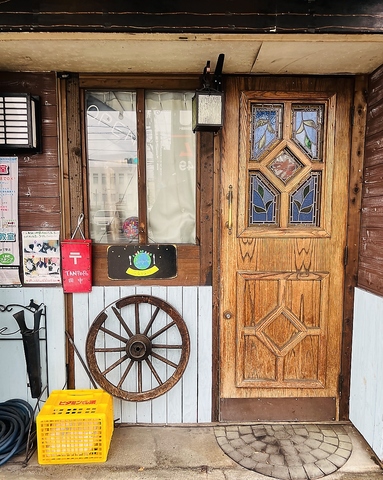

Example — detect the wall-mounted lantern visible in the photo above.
[192,54,225,133]
[0,93,41,151]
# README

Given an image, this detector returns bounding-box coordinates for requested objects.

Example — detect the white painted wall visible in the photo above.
[73,286,213,424]
[350,287,383,461]
[0,286,212,424]
[0,288,66,406]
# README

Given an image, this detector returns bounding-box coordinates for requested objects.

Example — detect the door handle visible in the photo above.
[226,185,233,235]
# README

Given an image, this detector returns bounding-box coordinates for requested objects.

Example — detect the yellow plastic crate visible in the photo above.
[36,389,114,464]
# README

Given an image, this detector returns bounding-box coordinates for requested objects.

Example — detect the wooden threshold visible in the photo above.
[220,398,336,422]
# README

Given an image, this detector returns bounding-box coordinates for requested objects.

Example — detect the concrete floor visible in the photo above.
[0,423,382,480]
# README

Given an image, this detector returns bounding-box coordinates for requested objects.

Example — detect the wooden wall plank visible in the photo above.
[42,287,66,393]
[350,288,383,461]
[18,167,59,197]
[150,285,168,424]
[197,286,212,422]
[358,268,383,297]
[182,286,198,423]
[104,286,123,423]
[165,287,183,423]
[119,285,139,423]
[358,64,383,296]
[135,285,153,423]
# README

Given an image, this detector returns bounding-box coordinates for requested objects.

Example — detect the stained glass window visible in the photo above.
[251,104,283,161]
[289,173,321,225]
[292,105,324,161]
[268,149,303,184]
[249,173,280,225]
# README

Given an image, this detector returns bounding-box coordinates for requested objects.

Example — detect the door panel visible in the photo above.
[237,272,328,388]
[219,77,353,421]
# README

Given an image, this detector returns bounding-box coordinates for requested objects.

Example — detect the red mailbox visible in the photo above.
[61,239,92,293]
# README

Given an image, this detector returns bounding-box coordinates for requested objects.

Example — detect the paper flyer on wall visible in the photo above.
[0,156,21,286]
[22,231,61,284]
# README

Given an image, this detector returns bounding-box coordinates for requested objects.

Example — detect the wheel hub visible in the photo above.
[126,334,152,361]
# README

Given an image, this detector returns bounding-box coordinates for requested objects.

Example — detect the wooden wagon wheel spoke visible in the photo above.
[117,360,134,389]
[142,306,160,336]
[101,354,130,376]
[145,358,163,386]
[151,344,183,349]
[111,306,134,338]
[86,295,190,402]
[135,303,140,334]
[95,346,127,353]
[151,351,178,369]
[99,325,128,343]
[149,321,176,340]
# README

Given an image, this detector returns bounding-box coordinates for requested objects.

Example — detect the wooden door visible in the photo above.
[219,77,353,422]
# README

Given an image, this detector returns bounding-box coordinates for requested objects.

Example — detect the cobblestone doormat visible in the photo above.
[214,424,352,480]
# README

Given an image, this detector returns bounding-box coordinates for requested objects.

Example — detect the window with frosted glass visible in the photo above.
[85,90,196,245]
[86,91,138,243]
[146,92,196,244]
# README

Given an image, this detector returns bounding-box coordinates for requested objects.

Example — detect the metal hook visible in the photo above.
[71,213,85,239]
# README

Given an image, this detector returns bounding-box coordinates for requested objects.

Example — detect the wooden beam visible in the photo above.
[340,75,368,419]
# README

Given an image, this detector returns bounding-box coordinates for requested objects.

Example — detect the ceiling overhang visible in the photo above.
[1,32,383,75]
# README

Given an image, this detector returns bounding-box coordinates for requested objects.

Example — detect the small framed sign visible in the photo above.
[108,244,177,280]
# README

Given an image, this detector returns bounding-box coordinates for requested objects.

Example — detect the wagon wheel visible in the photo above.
[86,295,190,401]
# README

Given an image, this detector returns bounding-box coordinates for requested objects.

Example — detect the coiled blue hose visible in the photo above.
[0,399,34,466]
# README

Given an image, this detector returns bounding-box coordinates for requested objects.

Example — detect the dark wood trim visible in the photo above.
[220,398,337,422]
[136,89,147,244]
[211,131,222,421]
[58,76,71,238]
[58,74,83,388]
[340,75,368,420]
[2,2,383,34]
[79,75,200,90]
[65,74,85,235]
[198,132,214,286]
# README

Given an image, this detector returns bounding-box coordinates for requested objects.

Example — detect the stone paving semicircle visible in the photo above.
[214,424,352,480]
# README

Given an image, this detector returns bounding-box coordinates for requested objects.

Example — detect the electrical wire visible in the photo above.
[0,399,34,466]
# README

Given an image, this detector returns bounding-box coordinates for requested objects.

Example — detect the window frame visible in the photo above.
[61,74,213,286]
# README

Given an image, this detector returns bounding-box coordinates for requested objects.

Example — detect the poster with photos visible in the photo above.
[22,231,61,284]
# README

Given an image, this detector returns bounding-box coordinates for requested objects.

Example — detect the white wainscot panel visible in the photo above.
[0,288,66,407]
[73,286,212,424]
[350,287,383,461]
